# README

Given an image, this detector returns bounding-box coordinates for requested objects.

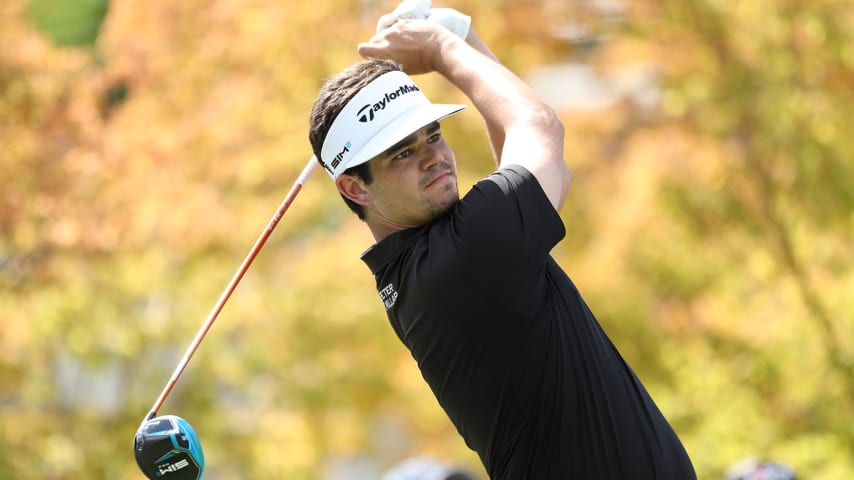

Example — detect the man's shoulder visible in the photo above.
[477,164,536,191]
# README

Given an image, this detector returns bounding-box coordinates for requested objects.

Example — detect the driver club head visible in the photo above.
[134,415,205,479]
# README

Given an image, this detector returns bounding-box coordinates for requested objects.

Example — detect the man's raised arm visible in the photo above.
[358,19,572,211]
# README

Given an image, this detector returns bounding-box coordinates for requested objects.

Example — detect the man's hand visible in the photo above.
[358,19,460,75]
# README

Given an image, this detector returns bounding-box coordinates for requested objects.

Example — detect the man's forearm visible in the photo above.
[433,32,562,167]
[434,29,570,210]
[356,18,570,209]
[462,30,504,164]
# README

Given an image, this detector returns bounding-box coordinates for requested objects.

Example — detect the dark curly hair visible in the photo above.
[309,59,402,220]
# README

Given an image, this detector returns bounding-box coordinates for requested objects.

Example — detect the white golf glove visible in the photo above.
[427,7,471,40]
[376,0,432,33]
[376,0,472,40]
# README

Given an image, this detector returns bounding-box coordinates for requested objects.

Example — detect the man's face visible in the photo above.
[361,121,459,228]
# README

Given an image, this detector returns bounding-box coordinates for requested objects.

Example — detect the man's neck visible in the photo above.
[368,221,412,243]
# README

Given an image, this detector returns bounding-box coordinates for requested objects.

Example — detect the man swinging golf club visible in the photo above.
[309,1,696,478]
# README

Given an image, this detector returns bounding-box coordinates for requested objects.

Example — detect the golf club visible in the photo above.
[134,156,320,479]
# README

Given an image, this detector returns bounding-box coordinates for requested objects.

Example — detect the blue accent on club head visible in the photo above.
[172,416,205,474]
[148,415,205,480]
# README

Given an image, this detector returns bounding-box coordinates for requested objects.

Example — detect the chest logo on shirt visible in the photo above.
[379,282,398,310]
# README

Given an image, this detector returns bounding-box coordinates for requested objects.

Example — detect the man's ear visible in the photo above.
[336,174,372,206]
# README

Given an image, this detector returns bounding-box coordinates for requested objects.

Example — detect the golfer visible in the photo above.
[308,6,696,479]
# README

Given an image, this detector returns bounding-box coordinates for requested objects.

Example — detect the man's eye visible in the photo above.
[394,149,412,160]
[427,133,441,144]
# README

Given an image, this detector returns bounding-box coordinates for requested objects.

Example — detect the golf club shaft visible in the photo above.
[145,156,320,420]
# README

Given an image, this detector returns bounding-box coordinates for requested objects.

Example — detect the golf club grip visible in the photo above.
[147,156,320,417]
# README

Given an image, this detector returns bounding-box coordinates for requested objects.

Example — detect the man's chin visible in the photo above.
[426,194,461,220]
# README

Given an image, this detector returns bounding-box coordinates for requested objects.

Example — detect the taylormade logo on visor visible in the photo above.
[319,70,464,180]
[356,84,421,123]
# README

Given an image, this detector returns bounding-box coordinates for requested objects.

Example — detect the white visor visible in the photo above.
[320,70,465,179]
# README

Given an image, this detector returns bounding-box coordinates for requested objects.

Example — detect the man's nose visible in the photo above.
[419,142,443,170]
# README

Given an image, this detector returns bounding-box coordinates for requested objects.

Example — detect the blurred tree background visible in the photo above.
[1,0,852,478]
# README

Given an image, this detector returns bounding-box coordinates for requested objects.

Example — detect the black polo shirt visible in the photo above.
[362,166,695,479]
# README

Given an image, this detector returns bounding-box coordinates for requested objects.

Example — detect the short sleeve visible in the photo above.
[445,165,566,297]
